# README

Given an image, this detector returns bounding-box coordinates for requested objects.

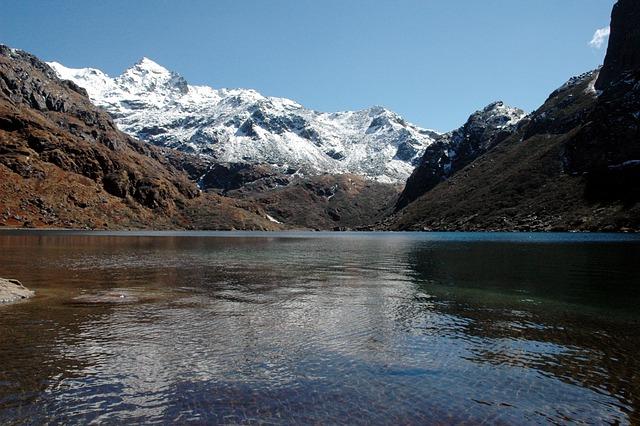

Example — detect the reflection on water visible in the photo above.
[0,231,639,424]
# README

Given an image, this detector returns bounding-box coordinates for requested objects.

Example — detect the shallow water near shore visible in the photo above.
[0,230,639,424]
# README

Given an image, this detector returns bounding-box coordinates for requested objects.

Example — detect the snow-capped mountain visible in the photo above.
[48,58,440,183]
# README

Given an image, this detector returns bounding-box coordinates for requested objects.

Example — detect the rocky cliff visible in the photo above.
[594,0,640,90]
[564,0,640,204]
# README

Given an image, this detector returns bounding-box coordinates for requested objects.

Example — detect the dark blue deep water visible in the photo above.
[0,231,639,424]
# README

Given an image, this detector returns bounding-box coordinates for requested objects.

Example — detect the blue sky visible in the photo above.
[1,0,614,131]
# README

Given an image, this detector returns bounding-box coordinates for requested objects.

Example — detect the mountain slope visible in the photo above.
[225,172,401,230]
[0,45,283,230]
[386,74,608,231]
[48,59,439,183]
[385,0,640,233]
[395,101,525,210]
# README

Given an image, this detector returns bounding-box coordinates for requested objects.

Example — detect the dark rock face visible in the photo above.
[325,149,346,160]
[566,69,640,173]
[198,163,282,192]
[564,70,640,201]
[564,0,640,204]
[393,140,419,163]
[595,0,640,90]
[392,130,425,164]
[235,107,322,144]
[170,74,189,95]
[396,102,524,210]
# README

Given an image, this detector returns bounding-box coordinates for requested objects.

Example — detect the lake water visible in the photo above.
[0,230,639,424]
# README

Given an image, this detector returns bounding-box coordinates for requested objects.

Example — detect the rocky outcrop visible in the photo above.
[0,278,34,304]
[395,102,525,210]
[197,163,288,193]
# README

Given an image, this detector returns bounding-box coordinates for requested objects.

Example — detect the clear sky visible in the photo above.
[1,0,615,131]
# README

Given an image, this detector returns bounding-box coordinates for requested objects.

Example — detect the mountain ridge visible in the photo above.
[48,58,445,184]
[395,100,526,210]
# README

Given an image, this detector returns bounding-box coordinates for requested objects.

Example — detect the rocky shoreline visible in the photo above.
[0,278,34,304]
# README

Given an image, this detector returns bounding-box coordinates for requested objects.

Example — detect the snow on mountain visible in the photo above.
[48,58,440,183]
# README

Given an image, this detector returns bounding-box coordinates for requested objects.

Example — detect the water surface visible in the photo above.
[0,231,639,424]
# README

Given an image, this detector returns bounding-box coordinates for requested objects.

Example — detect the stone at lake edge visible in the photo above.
[0,278,34,304]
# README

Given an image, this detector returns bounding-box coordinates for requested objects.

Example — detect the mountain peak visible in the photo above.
[483,101,505,111]
[365,105,397,118]
[471,101,526,129]
[117,57,188,95]
[131,56,170,74]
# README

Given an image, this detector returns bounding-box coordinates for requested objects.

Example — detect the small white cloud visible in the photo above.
[589,26,610,49]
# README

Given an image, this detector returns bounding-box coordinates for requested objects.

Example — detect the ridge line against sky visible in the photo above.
[0,0,614,131]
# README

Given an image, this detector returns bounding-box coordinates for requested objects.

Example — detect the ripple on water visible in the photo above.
[0,231,639,424]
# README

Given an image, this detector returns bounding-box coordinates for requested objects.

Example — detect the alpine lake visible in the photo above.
[0,230,639,424]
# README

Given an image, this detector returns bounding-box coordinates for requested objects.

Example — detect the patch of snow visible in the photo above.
[265,214,282,224]
[584,70,601,96]
[555,69,600,95]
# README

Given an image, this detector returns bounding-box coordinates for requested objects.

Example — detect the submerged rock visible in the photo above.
[70,288,163,305]
[0,278,34,304]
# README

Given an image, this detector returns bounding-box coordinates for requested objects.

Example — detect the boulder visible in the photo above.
[0,278,34,304]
